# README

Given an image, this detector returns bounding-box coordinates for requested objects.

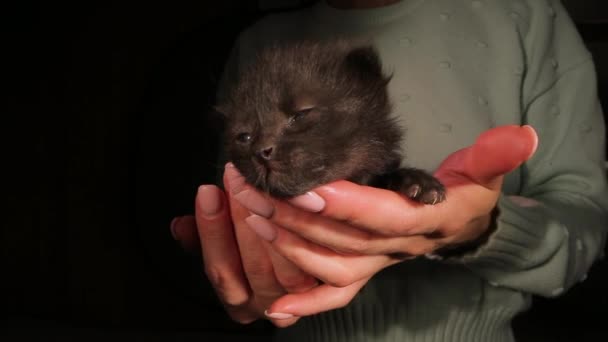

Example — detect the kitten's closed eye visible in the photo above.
[289,107,315,124]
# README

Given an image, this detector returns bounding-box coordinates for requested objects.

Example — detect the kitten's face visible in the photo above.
[220,42,398,198]
[226,92,359,198]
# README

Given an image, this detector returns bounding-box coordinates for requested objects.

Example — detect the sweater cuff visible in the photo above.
[461,194,545,262]
[454,195,568,282]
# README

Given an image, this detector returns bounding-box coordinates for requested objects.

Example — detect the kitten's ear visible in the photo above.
[212,105,233,124]
[213,105,230,118]
[343,46,385,80]
[206,105,229,131]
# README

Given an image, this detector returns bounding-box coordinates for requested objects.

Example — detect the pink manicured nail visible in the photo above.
[522,125,539,155]
[198,185,222,216]
[264,310,294,320]
[288,191,325,212]
[245,215,277,242]
[234,190,274,218]
[225,164,247,193]
[170,217,181,240]
[225,163,274,217]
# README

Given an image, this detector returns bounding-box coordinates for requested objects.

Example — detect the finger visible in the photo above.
[223,165,286,308]
[245,215,397,287]
[226,162,440,237]
[313,181,442,236]
[269,200,440,255]
[225,164,319,294]
[268,315,301,328]
[437,125,538,188]
[468,125,538,182]
[289,126,537,235]
[225,163,438,236]
[172,215,260,323]
[195,185,251,310]
[283,125,537,235]
[265,245,319,293]
[266,277,370,318]
[170,215,201,253]
[225,163,274,218]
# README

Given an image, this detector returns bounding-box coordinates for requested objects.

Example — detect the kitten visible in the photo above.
[217,41,445,204]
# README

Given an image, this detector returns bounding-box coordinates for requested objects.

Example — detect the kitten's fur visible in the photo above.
[218,41,445,204]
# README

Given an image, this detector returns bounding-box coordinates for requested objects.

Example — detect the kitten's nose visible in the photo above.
[256,146,274,161]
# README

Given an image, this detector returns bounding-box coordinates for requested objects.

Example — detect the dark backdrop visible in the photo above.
[3,1,607,340]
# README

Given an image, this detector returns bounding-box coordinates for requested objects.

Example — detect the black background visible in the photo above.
[3,1,607,340]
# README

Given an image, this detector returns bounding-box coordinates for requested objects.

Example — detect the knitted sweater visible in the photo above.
[218,1,608,341]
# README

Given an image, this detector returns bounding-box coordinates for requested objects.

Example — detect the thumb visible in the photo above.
[436,125,538,189]
[266,278,369,319]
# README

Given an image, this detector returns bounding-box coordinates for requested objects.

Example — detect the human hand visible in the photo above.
[228,125,538,318]
[170,169,318,327]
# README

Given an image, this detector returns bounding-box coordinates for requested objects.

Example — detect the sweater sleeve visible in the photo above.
[460,0,608,298]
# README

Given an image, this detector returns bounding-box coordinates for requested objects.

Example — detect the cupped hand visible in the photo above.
[171,169,318,327]
[228,125,538,318]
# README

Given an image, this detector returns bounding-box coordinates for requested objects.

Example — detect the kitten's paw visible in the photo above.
[392,169,446,205]
[404,182,445,204]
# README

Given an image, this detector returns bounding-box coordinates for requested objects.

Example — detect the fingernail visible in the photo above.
[264,310,294,320]
[288,191,325,212]
[225,164,275,217]
[245,215,277,242]
[234,190,274,218]
[225,164,248,194]
[170,217,181,240]
[522,125,539,155]
[198,185,222,216]
[225,162,235,168]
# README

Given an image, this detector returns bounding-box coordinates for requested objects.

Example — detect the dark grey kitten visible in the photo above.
[218,41,445,204]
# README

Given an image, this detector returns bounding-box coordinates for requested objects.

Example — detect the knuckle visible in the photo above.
[277,274,316,292]
[326,268,356,288]
[404,245,425,256]
[204,265,249,307]
[276,201,308,224]
[343,213,361,228]
[222,292,250,308]
[227,311,258,325]
[348,237,376,255]
[234,317,257,325]
[383,224,403,237]
[407,242,437,256]
[204,265,224,286]
[252,288,283,301]
[271,317,299,328]
[205,265,228,288]
[241,260,275,281]
[338,232,376,255]
[395,213,420,235]
[333,300,350,311]
[282,249,307,271]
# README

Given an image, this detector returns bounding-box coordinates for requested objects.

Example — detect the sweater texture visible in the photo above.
[217,1,608,341]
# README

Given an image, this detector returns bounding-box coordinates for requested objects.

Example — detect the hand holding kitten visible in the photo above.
[171,171,317,328]
[228,124,538,319]
[172,41,539,325]
[172,124,538,325]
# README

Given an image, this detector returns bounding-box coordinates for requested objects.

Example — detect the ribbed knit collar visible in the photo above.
[312,0,425,28]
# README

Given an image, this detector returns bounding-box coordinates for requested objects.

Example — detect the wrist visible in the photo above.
[432,207,499,259]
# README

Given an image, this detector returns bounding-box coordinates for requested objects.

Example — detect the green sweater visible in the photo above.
[219,1,608,341]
